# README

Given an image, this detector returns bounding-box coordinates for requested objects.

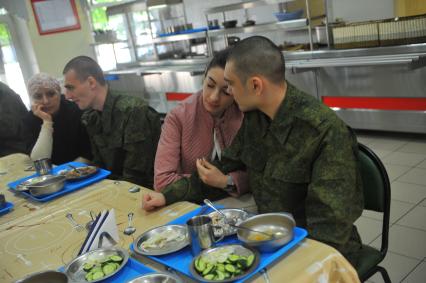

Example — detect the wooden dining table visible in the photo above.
[0,154,360,283]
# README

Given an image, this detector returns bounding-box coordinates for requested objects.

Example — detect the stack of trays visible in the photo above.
[332,13,426,49]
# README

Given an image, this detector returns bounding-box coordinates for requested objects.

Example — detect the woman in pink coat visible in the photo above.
[154,48,247,196]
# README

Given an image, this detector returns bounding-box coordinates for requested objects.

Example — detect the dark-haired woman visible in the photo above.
[154,48,247,196]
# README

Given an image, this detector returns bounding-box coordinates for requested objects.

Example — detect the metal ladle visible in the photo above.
[123,212,136,236]
[203,199,284,240]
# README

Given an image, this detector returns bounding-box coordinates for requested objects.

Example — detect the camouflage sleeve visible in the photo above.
[220,118,246,174]
[162,173,228,205]
[305,120,363,253]
[121,106,161,188]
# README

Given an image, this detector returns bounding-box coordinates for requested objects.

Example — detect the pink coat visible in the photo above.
[154,92,247,195]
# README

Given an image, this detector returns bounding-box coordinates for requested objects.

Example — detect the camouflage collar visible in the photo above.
[100,89,118,133]
[266,83,298,145]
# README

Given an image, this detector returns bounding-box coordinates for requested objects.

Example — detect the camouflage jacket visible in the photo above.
[0,82,28,156]
[163,83,364,260]
[82,90,161,188]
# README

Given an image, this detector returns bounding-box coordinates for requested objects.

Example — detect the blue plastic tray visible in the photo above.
[131,206,308,282]
[0,201,14,216]
[59,257,155,283]
[7,162,111,202]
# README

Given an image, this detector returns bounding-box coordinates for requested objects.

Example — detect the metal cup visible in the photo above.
[33,158,52,175]
[186,215,224,256]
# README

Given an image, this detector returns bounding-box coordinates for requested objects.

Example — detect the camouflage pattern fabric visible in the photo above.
[162,83,364,262]
[0,82,28,156]
[82,90,161,188]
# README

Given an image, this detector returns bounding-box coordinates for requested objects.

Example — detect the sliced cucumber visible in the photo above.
[202,263,214,276]
[109,255,123,262]
[102,263,116,275]
[225,264,236,273]
[215,270,225,280]
[204,274,215,280]
[246,254,255,267]
[91,271,104,280]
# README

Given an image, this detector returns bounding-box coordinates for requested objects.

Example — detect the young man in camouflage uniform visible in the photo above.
[142,36,364,267]
[0,82,28,157]
[63,56,161,188]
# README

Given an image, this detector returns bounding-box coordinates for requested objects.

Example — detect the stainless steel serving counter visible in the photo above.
[107,59,209,113]
[286,44,426,134]
[108,44,426,133]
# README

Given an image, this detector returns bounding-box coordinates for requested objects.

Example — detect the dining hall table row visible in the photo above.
[0,153,360,283]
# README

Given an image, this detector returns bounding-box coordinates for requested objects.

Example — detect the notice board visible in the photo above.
[31,0,81,35]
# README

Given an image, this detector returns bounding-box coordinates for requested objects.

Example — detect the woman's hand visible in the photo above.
[142,191,166,211]
[32,103,52,122]
[196,158,227,188]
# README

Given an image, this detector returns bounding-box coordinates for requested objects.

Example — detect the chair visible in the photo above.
[356,143,391,283]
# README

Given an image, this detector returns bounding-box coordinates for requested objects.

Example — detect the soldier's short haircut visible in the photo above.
[204,47,232,77]
[227,36,285,85]
[62,56,106,86]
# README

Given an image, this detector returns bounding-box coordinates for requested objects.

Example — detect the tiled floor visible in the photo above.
[355,131,426,283]
[216,130,426,283]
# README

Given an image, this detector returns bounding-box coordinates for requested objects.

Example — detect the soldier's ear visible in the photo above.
[251,76,263,96]
[87,76,97,89]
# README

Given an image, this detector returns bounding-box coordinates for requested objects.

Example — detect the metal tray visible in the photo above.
[8,162,110,202]
[133,225,189,256]
[130,206,308,283]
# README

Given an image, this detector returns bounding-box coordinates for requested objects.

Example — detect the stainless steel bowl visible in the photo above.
[64,247,129,282]
[17,175,66,197]
[237,213,295,252]
[14,270,68,283]
[127,272,184,283]
[207,208,250,236]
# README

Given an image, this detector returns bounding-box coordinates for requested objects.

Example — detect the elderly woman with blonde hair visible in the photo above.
[22,73,92,164]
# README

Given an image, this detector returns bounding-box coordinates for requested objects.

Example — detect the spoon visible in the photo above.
[203,199,230,222]
[124,212,136,236]
[128,186,140,193]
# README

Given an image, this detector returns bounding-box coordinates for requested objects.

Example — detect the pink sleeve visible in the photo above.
[154,110,190,191]
[229,170,249,196]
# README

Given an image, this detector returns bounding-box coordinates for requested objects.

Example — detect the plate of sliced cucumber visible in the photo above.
[64,247,129,282]
[190,244,259,282]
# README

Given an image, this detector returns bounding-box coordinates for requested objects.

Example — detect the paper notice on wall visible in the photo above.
[32,0,78,32]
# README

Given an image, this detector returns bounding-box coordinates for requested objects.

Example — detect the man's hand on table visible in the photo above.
[196,158,227,189]
[142,191,166,211]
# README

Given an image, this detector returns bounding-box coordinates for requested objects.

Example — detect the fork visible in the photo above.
[66,213,84,232]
